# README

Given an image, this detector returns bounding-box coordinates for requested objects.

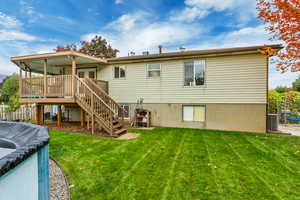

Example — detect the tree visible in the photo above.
[5,93,20,113]
[0,75,9,88]
[0,74,20,112]
[275,86,288,93]
[54,44,77,52]
[292,75,300,91]
[268,90,300,114]
[0,74,19,103]
[54,35,119,58]
[257,0,300,72]
[79,35,119,58]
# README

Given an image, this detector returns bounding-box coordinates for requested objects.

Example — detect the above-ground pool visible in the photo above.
[0,121,50,200]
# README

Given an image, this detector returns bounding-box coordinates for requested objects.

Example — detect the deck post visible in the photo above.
[29,70,32,96]
[41,105,44,125]
[80,108,85,127]
[57,104,62,127]
[87,115,90,130]
[71,56,76,97]
[91,95,94,134]
[19,68,22,97]
[43,59,48,97]
[36,104,41,125]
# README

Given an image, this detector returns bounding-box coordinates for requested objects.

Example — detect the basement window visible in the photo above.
[147,63,161,77]
[183,105,205,122]
[114,66,126,79]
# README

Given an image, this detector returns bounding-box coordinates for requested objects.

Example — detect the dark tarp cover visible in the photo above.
[0,121,49,176]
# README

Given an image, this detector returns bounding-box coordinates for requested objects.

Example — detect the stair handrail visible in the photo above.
[74,75,114,113]
[85,77,126,114]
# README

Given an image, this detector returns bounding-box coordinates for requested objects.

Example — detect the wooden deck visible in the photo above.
[19,74,125,136]
[19,97,76,104]
[19,74,107,104]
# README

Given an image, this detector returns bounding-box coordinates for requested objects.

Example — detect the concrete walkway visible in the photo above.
[279,124,300,136]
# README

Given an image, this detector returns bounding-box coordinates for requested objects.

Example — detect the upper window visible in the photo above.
[147,63,161,77]
[184,60,205,86]
[114,66,126,79]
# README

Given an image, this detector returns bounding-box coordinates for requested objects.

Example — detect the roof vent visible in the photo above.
[142,51,149,55]
[179,46,186,52]
[158,45,163,54]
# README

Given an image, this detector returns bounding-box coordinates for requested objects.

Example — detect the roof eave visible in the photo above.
[10,51,107,64]
[107,44,283,64]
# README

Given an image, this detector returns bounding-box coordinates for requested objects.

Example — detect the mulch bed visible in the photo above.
[45,122,111,136]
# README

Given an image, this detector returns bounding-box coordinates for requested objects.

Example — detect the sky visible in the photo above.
[0,0,298,88]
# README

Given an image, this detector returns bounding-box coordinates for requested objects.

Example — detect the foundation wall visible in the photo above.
[125,103,266,133]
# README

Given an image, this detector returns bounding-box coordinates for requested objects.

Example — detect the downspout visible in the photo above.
[266,56,269,133]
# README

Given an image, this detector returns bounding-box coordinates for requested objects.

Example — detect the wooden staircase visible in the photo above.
[74,75,126,136]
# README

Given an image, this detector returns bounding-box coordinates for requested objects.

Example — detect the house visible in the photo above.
[10,44,282,135]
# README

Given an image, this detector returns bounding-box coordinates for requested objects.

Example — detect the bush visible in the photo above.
[293,76,300,92]
[275,86,288,93]
[0,74,19,103]
[268,90,300,114]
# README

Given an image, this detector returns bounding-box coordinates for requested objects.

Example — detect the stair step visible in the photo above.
[112,120,119,125]
[114,128,127,135]
[113,123,122,130]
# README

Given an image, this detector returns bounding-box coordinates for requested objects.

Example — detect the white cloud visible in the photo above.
[19,0,43,23]
[0,42,55,75]
[269,67,300,89]
[170,0,256,25]
[170,7,209,22]
[82,12,203,56]
[0,30,37,41]
[0,11,52,75]
[0,58,19,75]
[217,25,271,47]
[0,12,22,29]
[115,0,123,4]
[185,0,235,11]
[187,25,274,50]
[0,11,38,42]
[106,12,150,31]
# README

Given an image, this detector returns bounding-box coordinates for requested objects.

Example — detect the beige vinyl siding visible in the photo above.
[97,53,267,104]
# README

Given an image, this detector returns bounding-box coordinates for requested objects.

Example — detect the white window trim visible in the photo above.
[113,66,126,79]
[182,105,206,122]
[183,60,206,87]
[77,68,97,79]
[147,63,161,78]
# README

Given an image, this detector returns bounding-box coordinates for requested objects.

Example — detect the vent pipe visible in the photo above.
[158,45,163,54]
[179,46,186,52]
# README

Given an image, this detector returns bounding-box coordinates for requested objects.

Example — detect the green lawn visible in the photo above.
[49,128,300,200]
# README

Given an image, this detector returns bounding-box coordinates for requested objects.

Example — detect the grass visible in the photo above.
[49,128,300,200]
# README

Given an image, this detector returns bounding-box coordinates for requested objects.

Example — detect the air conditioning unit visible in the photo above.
[268,114,279,131]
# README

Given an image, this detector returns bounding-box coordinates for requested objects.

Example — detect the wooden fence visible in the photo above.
[0,105,36,121]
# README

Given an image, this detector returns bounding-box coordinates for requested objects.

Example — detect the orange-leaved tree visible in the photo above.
[257,0,300,72]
